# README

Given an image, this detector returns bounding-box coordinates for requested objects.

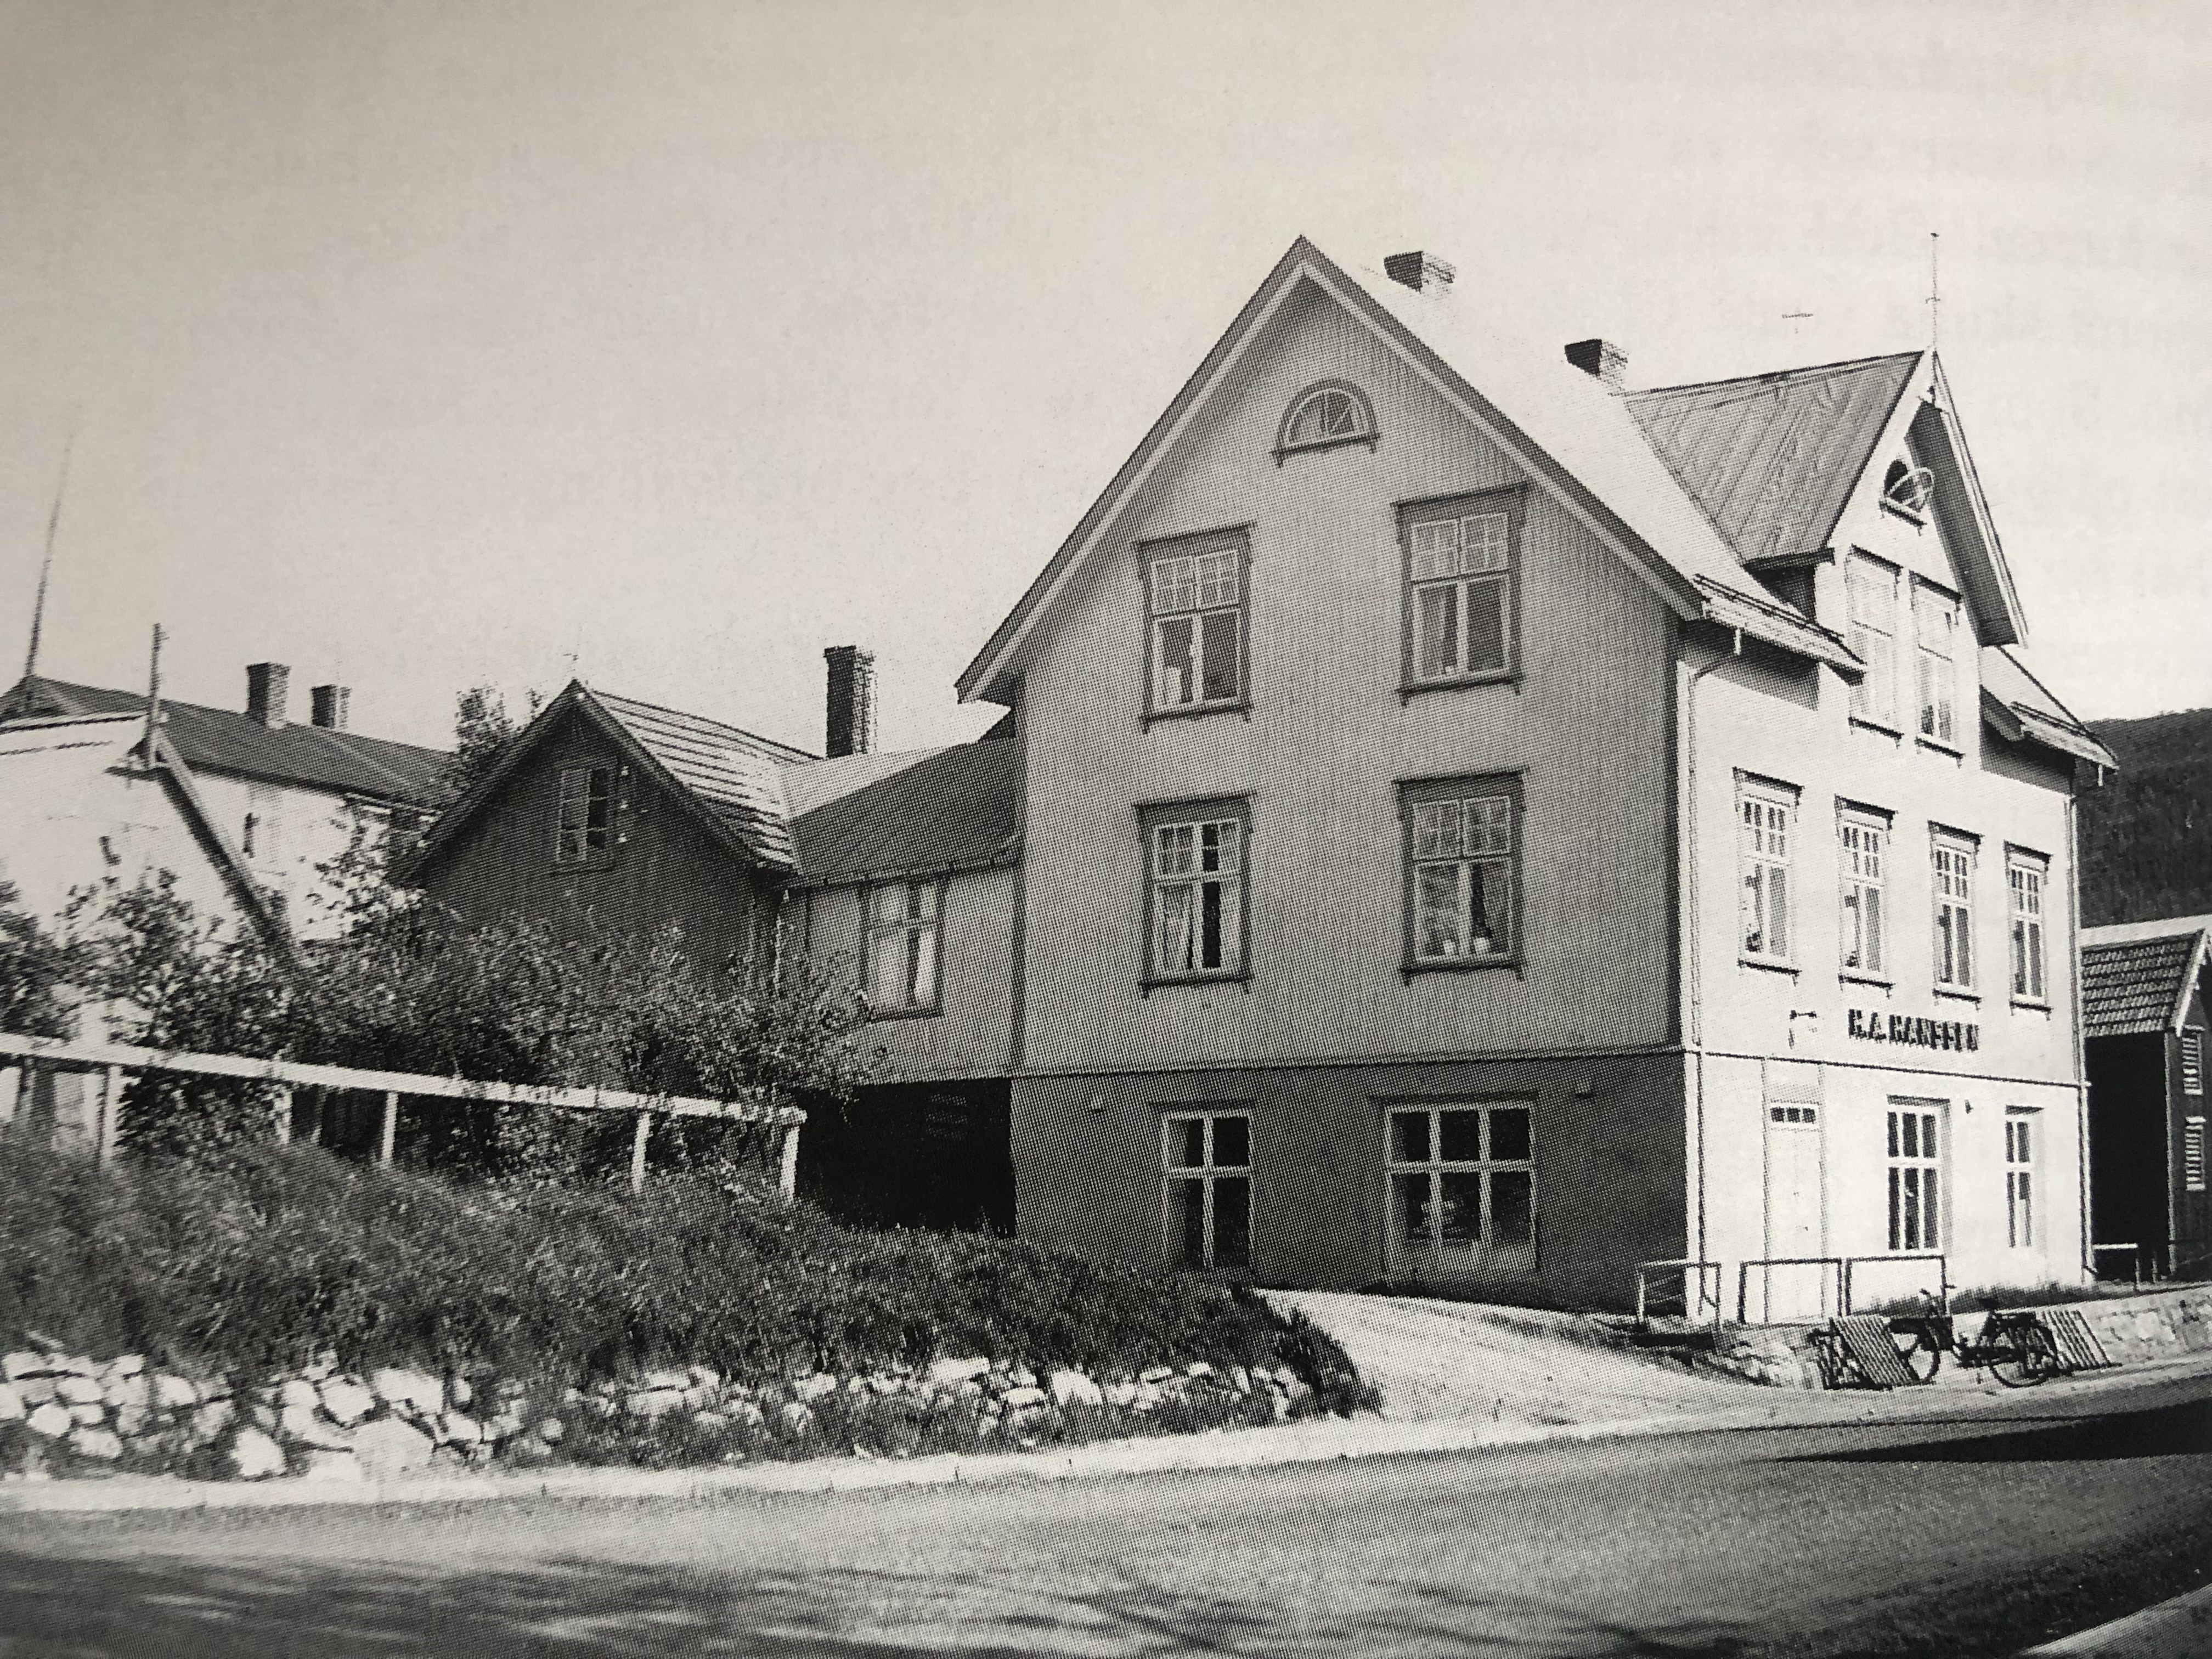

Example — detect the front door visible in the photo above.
[1758,1104,1828,1322]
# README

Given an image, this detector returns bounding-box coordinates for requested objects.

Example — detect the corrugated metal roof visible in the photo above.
[784,737,1020,887]
[589,689,815,872]
[2082,928,2208,1039]
[0,676,450,805]
[1622,353,1922,565]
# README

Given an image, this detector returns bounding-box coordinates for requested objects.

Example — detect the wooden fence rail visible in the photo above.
[0,1030,804,1197]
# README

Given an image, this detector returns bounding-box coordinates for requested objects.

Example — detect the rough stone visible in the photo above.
[446,1376,474,1410]
[730,1400,765,1430]
[1000,1386,1047,1410]
[279,1403,353,1449]
[792,1373,838,1402]
[14,1375,55,1406]
[641,1368,689,1392]
[68,1426,123,1461]
[776,1401,815,1436]
[103,1373,153,1412]
[318,1379,376,1427]
[1007,1367,1038,1388]
[114,1404,150,1438]
[536,1417,566,1444]
[0,1384,22,1422]
[1,1352,41,1383]
[370,1368,444,1417]
[1229,1365,1252,1394]
[26,1402,73,1438]
[624,1387,687,1419]
[1183,1362,1214,1379]
[928,1356,992,1386]
[353,1415,435,1480]
[227,1426,287,1481]
[302,1448,366,1481]
[276,1377,321,1413]
[1048,1369,1104,1408]
[189,1400,236,1443]
[1139,1365,1173,1385]
[438,1411,484,1446]
[55,1375,103,1406]
[1103,1381,1138,1409]
[69,1402,107,1427]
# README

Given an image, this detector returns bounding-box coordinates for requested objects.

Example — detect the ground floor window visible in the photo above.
[1163,1109,1250,1270]
[1887,1104,1943,1251]
[1385,1102,1535,1278]
[2005,1110,2035,1249]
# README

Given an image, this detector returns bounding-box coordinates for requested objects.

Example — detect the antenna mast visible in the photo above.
[1927,232,1941,354]
[22,425,76,685]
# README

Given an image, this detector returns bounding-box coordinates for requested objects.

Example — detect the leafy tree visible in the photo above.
[0,881,76,1040]
[2079,708,2212,927]
[443,682,544,800]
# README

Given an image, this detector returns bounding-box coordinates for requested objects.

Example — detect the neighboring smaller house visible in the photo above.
[0,664,449,945]
[2083,913,2211,1273]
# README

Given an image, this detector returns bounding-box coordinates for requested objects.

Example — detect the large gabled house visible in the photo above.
[954,237,2111,1312]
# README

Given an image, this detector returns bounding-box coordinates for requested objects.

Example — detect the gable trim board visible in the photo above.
[956,236,1863,708]
[2082,922,2212,1039]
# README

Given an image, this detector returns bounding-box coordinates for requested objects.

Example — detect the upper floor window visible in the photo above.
[865,879,941,1016]
[1402,489,1522,690]
[1145,799,1248,983]
[1402,775,1520,969]
[1274,380,1376,461]
[554,766,612,865]
[1932,830,1977,990]
[1143,532,1245,717]
[1913,583,1961,747]
[2007,851,2048,1003]
[1882,458,1934,518]
[1739,778,1797,965]
[1838,808,1888,978]
[1846,553,1900,730]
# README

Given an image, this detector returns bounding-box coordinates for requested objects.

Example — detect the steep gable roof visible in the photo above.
[0,676,450,806]
[2081,917,2209,1039]
[956,236,1863,706]
[783,739,1020,889]
[404,681,814,882]
[1623,352,1922,566]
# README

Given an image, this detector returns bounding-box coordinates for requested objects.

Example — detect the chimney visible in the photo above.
[311,684,351,731]
[823,645,876,758]
[1384,251,1455,294]
[1565,338,1628,390]
[246,662,290,727]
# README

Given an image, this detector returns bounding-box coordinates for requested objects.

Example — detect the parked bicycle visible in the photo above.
[1880,1293,2067,1387]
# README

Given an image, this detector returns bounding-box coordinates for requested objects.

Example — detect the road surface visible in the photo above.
[2,1369,2209,1657]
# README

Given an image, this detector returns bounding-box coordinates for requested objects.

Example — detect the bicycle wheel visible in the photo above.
[2021,1325,2066,1383]
[1808,1332,1845,1391]
[1892,1326,1942,1385]
[1988,1329,2047,1388]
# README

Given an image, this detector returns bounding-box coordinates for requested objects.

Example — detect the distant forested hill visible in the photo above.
[2078,708,2212,927]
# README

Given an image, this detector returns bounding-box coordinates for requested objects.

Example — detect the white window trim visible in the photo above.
[1384,1102,1538,1279]
[1886,1104,1944,1253]
[554,765,612,867]
[1932,830,1977,992]
[1838,808,1889,981]
[862,878,943,1018]
[1162,1108,1252,1271]
[2182,1029,2204,1098]
[2007,851,2050,1005]
[1146,808,1248,983]
[2185,1115,2207,1194]
[1407,509,1515,686]
[1846,554,1900,732]
[2005,1108,2036,1250]
[1145,539,1245,716]
[1275,381,1376,458]
[1913,582,1962,749]
[1406,786,1518,967]
[1738,780,1798,968]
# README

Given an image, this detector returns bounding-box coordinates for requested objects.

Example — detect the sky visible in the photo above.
[1,0,2206,757]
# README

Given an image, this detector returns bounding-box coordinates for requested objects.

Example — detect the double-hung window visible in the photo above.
[1386,1103,1536,1279]
[1146,800,1247,982]
[1403,489,1520,687]
[1887,1105,1942,1251]
[1932,831,1976,991]
[1914,583,1961,746]
[1402,776,1519,968]
[2005,1111,2035,1249]
[1144,533,1245,716]
[554,766,612,865]
[1739,780,1796,965]
[1838,809,1888,978]
[1164,1109,1250,1270]
[865,880,941,1015]
[1846,554,1899,729]
[2007,852,2048,1003]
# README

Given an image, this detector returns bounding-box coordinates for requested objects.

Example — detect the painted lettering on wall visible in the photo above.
[1846,1009,1979,1051]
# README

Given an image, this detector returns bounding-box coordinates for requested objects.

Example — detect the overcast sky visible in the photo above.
[2,0,2205,757]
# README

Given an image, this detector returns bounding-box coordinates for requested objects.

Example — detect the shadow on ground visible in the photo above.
[1787,1396,2212,1464]
[0,1551,1752,1658]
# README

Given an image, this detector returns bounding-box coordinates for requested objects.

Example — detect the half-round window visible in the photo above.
[1275,380,1377,461]
[1882,458,1934,517]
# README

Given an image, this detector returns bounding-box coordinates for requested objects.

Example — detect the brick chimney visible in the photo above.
[246,662,290,727]
[1565,338,1628,390]
[1384,251,1455,294]
[823,646,876,758]
[310,684,351,731]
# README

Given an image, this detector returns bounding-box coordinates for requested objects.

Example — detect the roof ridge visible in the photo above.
[589,686,816,761]
[1625,349,1923,402]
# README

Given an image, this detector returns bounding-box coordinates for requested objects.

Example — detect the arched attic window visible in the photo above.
[1274,380,1378,464]
[1882,458,1934,519]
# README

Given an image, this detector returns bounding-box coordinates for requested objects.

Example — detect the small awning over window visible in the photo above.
[1694,577,1865,679]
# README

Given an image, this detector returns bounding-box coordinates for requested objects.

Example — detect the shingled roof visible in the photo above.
[1623,352,1923,566]
[783,735,1020,888]
[2081,917,2210,1039]
[0,675,450,805]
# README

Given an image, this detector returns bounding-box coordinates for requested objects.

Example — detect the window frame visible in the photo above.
[1139,527,1251,724]
[1912,579,1963,752]
[2185,1114,2207,1194]
[860,877,945,1020]
[1886,1103,1944,1252]
[2006,848,2050,1006]
[1837,804,1891,983]
[1397,485,1527,697]
[2005,1109,2036,1250]
[2183,1029,2205,1098]
[1844,551,1901,733]
[1161,1106,1253,1272]
[1398,772,1523,975]
[1931,827,1978,995]
[1382,1099,1539,1281]
[552,764,614,868]
[1737,776,1799,970]
[1141,797,1252,988]
[1272,378,1378,463]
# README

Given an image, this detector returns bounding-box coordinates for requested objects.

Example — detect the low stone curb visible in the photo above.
[2020,1581,2212,1656]
[6,1347,2207,1519]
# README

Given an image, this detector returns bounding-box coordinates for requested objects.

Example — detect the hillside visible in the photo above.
[2079,708,2212,927]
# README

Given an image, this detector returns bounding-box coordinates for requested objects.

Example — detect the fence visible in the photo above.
[1634,1258,1723,1326]
[2092,1239,2212,1287]
[0,1030,805,1196]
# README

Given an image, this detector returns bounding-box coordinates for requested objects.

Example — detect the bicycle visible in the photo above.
[1884,1293,2068,1388]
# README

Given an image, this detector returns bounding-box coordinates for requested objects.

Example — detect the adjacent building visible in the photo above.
[954,238,2112,1312]
[2083,914,2210,1277]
